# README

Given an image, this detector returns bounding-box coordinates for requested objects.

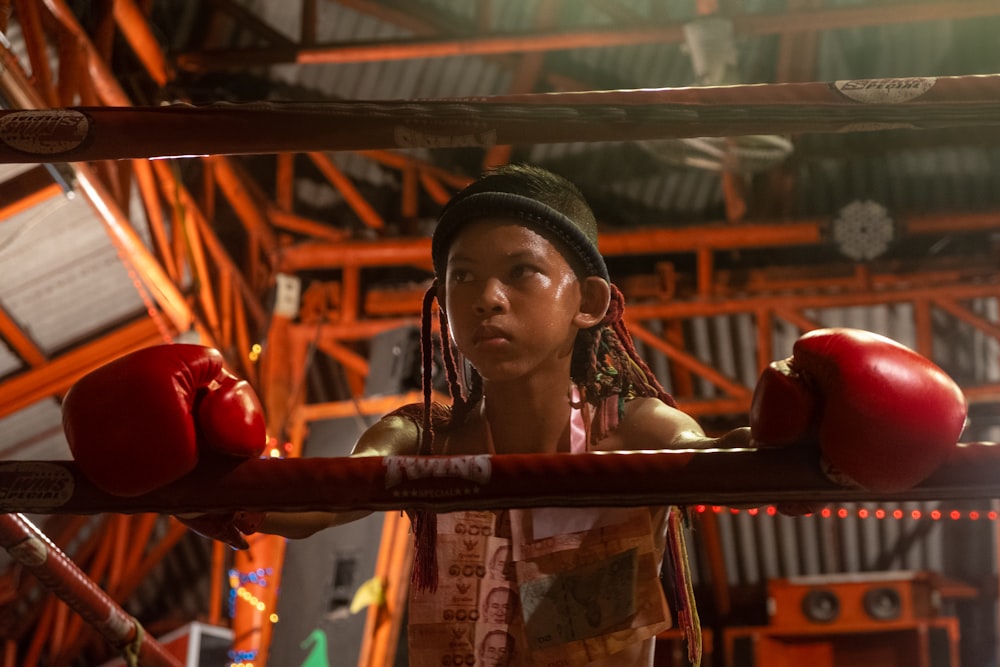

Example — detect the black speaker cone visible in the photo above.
[801,588,840,623]
[864,586,903,620]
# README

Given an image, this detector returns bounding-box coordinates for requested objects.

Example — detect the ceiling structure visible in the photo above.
[1,0,1000,665]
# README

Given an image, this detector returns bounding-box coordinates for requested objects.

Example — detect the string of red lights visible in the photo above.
[696,505,998,521]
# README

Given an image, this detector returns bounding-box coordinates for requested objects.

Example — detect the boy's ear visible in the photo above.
[575,277,611,329]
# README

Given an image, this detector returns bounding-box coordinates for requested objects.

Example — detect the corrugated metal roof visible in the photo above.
[0,193,149,353]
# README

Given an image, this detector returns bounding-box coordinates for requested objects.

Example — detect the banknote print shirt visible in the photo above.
[407,391,672,667]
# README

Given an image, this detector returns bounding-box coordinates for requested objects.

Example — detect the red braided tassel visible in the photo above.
[667,507,701,667]
[409,510,439,593]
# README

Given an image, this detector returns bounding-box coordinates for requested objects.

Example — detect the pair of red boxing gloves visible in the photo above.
[61,328,968,549]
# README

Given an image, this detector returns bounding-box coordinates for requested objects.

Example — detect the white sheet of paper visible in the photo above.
[529,507,637,541]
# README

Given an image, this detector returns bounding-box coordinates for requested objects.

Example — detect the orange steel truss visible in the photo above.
[0,2,998,666]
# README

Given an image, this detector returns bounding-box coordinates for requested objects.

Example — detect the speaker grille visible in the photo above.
[863,586,903,620]
[801,589,840,623]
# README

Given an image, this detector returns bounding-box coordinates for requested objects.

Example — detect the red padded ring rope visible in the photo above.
[1,74,1000,162]
[0,442,997,515]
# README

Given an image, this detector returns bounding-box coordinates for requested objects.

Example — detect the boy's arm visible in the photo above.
[255,413,422,539]
[615,397,752,452]
[616,397,820,515]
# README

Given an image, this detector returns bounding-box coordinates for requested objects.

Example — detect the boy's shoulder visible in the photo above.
[611,396,704,451]
[351,401,454,457]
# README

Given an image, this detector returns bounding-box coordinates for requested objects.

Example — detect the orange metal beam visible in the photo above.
[357,151,474,190]
[174,0,1000,70]
[174,176,223,337]
[401,166,418,219]
[298,264,1000,419]
[138,143,262,353]
[175,24,689,70]
[275,153,295,211]
[208,156,279,254]
[89,0,116,66]
[232,292,259,386]
[118,519,190,601]
[357,510,413,667]
[112,0,176,87]
[419,170,455,206]
[74,164,195,334]
[268,207,352,243]
[316,338,370,377]
[627,320,753,400]
[308,152,386,230]
[0,302,46,370]
[480,0,559,169]
[933,297,1000,341]
[42,0,123,106]
[0,317,169,419]
[11,0,56,105]
[22,596,55,667]
[114,515,158,598]
[755,308,774,377]
[149,160,267,327]
[295,317,422,344]
[228,315,312,667]
[2,8,199,343]
[625,278,1000,320]
[34,0,271,362]
[278,209,999,272]
[0,167,63,222]
[364,260,995,317]
[664,319,696,399]
[295,391,431,423]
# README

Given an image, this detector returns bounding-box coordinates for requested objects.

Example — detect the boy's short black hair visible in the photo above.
[431,164,609,282]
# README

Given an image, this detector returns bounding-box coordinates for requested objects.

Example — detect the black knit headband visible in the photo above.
[431,192,609,282]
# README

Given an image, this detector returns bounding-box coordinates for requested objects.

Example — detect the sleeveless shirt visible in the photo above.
[406,392,672,667]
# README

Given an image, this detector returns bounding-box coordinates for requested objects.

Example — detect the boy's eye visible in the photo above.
[448,268,472,283]
[511,264,539,278]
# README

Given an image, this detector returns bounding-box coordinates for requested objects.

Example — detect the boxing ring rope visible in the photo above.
[3,444,997,665]
[0,513,182,667]
[2,442,999,516]
[1,74,1000,162]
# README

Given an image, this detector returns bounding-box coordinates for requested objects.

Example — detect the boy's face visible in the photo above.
[442,218,587,383]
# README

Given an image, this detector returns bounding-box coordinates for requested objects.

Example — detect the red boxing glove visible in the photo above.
[750,328,967,493]
[63,344,266,497]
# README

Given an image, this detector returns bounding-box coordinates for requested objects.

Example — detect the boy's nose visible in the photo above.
[475,278,508,313]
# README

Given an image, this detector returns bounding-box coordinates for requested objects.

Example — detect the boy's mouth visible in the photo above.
[473,325,510,345]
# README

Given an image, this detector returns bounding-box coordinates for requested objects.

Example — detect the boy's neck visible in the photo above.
[480,375,575,455]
